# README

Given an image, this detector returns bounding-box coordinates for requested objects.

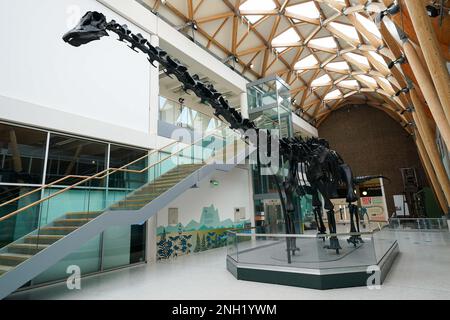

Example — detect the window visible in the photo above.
[294,54,319,70]
[325,61,350,72]
[286,1,320,20]
[329,22,360,43]
[324,89,342,101]
[309,37,337,50]
[356,74,378,88]
[109,145,148,189]
[272,28,301,52]
[355,13,382,39]
[0,123,47,184]
[337,79,360,90]
[344,52,370,69]
[46,134,107,185]
[239,0,276,24]
[311,74,332,87]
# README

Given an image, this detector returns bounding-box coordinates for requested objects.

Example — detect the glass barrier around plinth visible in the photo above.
[227,230,396,271]
[388,217,449,231]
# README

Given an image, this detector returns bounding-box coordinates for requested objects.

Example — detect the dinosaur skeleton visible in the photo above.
[63,12,387,255]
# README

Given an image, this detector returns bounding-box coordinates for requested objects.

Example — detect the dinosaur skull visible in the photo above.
[63,11,108,47]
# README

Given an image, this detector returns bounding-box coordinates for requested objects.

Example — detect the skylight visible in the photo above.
[344,52,370,68]
[325,61,350,72]
[324,89,342,101]
[337,80,359,90]
[356,75,378,87]
[355,13,382,39]
[311,74,332,87]
[309,37,337,50]
[286,1,320,20]
[294,54,319,70]
[368,51,388,69]
[240,0,277,24]
[329,22,359,42]
[377,77,393,89]
[272,28,301,52]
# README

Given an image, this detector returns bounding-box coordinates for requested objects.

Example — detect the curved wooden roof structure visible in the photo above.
[142,0,448,134]
[142,0,450,212]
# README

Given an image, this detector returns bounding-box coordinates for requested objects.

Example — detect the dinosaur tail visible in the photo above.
[353,175,390,185]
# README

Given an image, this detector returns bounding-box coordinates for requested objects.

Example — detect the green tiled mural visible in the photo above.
[157,205,250,260]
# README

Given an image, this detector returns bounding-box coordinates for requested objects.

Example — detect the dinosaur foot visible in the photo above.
[347,235,364,247]
[324,237,342,254]
[287,247,301,256]
[317,230,327,242]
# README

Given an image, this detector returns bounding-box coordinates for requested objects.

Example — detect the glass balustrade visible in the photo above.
[388,217,448,231]
[227,230,396,270]
[0,125,245,285]
[159,96,224,133]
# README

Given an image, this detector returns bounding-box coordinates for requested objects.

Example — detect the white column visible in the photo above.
[146,34,159,263]
[149,34,160,136]
[240,91,249,119]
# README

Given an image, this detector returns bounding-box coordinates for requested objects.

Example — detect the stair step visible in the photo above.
[0,265,13,276]
[53,218,93,227]
[24,235,64,245]
[39,226,78,235]
[148,179,186,186]
[115,200,154,207]
[157,171,196,179]
[65,211,102,219]
[0,253,33,267]
[145,180,179,187]
[7,243,49,255]
[158,167,200,178]
[111,202,147,210]
[131,190,167,199]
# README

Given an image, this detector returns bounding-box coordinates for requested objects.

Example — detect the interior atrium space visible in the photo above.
[0,0,450,308]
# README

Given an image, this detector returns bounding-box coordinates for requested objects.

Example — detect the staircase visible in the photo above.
[0,128,250,299]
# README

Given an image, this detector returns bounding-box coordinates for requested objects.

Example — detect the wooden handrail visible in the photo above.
[0,128,237,222]
[0,149,156,209]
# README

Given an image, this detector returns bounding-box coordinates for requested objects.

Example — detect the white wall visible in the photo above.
[98,0,249,94]
[157,167,253,228]
[0,0,151,135]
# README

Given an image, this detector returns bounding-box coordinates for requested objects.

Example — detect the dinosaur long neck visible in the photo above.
[103,20,256,134]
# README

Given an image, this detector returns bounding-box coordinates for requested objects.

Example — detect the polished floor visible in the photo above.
[7,230,450,300]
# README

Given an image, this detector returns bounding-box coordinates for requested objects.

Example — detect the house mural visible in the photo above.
[157,204,251,260]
